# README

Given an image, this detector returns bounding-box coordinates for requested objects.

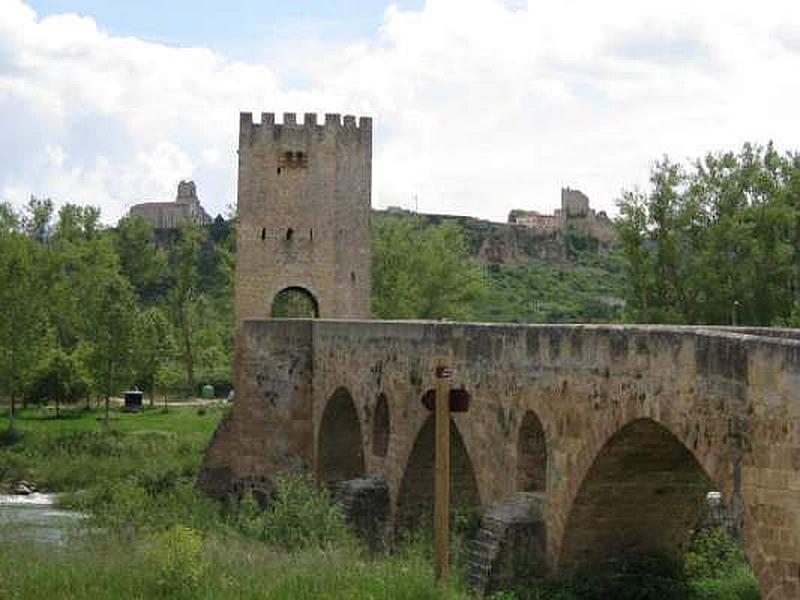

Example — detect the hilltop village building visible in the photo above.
[508,187,616,243]
[129,180,212,230]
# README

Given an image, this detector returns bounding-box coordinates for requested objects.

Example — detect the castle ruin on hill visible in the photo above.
[508,187,616,244]
[129,180,212,230]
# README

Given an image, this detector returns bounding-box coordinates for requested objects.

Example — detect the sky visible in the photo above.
[2,0,800,224]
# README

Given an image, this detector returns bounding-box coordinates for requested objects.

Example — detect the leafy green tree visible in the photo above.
[168,225,203,392]
[132,307,173,406]
[372,215,487,320]
[114,215,169,303]
[52,203,100,243]
[616,143,800,326]
[0,225,47,425]
[26,348,90,419]
[22,195,54,244]
[0,201,20,233]
[89,273,137,424]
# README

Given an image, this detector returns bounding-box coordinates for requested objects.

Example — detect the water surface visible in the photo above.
[0,493,85,545]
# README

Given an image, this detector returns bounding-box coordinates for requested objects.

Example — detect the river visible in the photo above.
[0,493,85,545]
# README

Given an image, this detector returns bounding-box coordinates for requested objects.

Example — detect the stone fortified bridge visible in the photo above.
[201,319,800,599]
[201,111,800,597]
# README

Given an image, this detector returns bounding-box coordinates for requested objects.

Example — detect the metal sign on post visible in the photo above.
[434,361,452,585]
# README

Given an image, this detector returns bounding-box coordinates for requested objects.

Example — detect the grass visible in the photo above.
[0,533,466,600]
[0,404,223,492]
[0,403,760,600]
[0,403,470,599]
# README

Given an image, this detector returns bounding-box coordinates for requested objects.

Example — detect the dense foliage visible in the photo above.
[0,200,234,416]
[616,143,800,325]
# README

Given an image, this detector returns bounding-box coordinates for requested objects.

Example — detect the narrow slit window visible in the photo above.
[261,228,266,241]
[286,228,294,241]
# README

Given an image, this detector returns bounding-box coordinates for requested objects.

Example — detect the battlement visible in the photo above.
[239,111,372,144]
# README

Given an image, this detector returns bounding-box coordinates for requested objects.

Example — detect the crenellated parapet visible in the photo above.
[239,111,372,145]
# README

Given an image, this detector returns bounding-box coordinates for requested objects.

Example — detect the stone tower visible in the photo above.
[235,112,372,322]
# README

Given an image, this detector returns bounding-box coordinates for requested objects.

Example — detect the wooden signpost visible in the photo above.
[434,362,452,584]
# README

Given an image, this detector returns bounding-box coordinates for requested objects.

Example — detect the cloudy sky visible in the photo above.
[2,0,800,224]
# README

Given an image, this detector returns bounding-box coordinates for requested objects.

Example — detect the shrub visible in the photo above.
[683,527,747,580]
[232,473,348,550]
[80,476,221,534]
[690,565,760,600]
[145,525,207,596]
[684,528,759,599]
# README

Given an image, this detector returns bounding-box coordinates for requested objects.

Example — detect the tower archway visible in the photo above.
[270,286,319,318]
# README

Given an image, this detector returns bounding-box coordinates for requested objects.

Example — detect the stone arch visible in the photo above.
[372,393,390,458]
[317,387,365,484]
[559,417,713,570]
[395,413,481,531]
[517,410,547,493]
[270,286,319,318]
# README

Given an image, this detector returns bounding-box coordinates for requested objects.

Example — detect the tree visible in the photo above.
[22,196,54,244]
[168,225,203,393]
[372,215,487,320]
[26,348,90,419]
[132,307,173,406]
[0,201,20,233]
[616,143,799,326]
[89,273,137,425]
[0,224,47,427]
[114,215,169,303]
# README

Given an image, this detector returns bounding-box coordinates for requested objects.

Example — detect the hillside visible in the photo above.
[373,209,626,323]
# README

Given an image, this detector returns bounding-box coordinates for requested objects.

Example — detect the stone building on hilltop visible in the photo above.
[508,187,616,244]
[129,180,212,230]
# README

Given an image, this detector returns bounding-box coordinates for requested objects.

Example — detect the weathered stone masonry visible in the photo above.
[235,112,371,322]
[201,320,800,599]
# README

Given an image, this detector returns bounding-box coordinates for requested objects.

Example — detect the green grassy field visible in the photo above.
[0,404,224,493]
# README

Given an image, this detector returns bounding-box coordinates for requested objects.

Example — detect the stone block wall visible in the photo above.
[235,112,372,323]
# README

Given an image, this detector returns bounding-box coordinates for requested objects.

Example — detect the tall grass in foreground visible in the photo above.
[0,533,467,600]
[0,406,760,599]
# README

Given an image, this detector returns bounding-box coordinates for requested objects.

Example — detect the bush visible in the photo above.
[684,528,759,600]
[232,473,348,550]
[683,527,747,580]
[146,525,207,596]
[79,476,221,534]
[690,565,760,600]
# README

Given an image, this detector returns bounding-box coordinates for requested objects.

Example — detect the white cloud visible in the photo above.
[1,0,800,223]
